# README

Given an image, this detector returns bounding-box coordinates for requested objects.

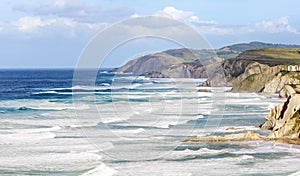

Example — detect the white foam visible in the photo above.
[239,154,254,160]
[0,100,90,112]
[289,171,300,176]
[0,131,56,144]
[216,126,260,133]
[11,126,61,133]
[3,77,299,175]
[33,91,58,95]
[112,128,145,136]
[224,98,264,105]
[0,150,107,172]
[164,148,226,161]
[101,83,110,86]
[81,163,117,176]
[225,92,260,97]
[197,92,212,97]
[267,102,278,110]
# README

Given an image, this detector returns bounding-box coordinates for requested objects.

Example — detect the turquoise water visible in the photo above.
[0,70,299,176]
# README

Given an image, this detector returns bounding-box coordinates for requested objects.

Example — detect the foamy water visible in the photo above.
[0,70,298,175]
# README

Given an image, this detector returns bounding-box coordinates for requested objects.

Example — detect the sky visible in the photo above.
[0,0,300,68]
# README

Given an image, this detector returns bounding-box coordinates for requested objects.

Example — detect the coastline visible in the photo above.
[184,92,300,145]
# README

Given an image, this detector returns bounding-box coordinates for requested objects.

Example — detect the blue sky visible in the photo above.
[0,0,300,68]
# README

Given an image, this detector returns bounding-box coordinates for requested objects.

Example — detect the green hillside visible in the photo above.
[220,41,300,52]
[233,48,300,66]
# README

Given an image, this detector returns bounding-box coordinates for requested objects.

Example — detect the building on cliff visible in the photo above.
[287,65,300,72]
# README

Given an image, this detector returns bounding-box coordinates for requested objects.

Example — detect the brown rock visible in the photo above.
[269,109,300,139]
[261,93,300,139]
[279,85,296,98]
[183,131,263,142]
[260,103,284,130]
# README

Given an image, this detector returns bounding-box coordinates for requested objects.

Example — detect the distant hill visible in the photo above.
[220,41,300,52]
[114,48,226,74]
[114,42,300,79]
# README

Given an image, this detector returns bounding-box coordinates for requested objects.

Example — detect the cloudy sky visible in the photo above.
[1,0,300,68]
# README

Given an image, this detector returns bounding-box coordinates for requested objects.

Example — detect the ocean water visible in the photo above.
[0,69,299,176]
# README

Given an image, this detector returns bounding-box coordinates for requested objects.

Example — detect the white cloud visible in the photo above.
[0,16,107,39]
[0,22,3,32]
[198,26,235,35]
[153,7,299,36]
[151,6,235,36]
[1,4,299,40]
[5,0,129,38]
[130,13,140,18]
[13,0,135,23]
[154,6,216,25]
[254,16,299,34]
[12,16,53,33]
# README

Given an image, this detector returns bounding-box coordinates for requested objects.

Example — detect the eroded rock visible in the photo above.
[184,94,300,144]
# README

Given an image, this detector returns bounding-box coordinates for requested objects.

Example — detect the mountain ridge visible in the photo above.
[114,42,300,78]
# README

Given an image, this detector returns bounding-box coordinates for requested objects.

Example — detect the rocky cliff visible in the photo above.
[114,48,225,76]
[204,48,300,96]
[260,93,300,139]
[114,52,185,74]
[114,43,300,87]
[146,62,221,79]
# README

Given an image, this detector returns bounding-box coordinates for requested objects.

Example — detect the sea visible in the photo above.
[0,69,299,176]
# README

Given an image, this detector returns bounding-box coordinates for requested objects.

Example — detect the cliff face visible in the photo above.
[260,94,300,139]
[114,48,230,78]
[146,62,221,79]
[205,59,272,87]
[114,53,185,74]
[115,43,300,84]
[204,48,300,96]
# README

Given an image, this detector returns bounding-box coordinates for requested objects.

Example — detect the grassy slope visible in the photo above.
[221,41,300,52]
[233,48,300,92]
[233,48,300,66]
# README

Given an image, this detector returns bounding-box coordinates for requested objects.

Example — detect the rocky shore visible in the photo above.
[184,93,300,145]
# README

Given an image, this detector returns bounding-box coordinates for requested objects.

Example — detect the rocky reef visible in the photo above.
[184,94,300,145]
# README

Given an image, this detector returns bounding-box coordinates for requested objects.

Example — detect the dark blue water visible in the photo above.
[0,69,137,100]
[0,69,74,100]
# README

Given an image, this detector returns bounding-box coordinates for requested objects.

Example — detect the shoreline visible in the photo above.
[184,93,300,145]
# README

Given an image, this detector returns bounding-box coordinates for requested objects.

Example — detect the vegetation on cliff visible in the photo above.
[205,48,300,96]
[114,42,300,79]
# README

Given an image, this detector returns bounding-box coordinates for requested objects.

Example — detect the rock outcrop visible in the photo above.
[146,71,169,78]
[279,85,296,98]
[183,131,264,142]
[260,93,300,139]
[184,94,300,144]
[146,62,221,79]
[204,48,300,97]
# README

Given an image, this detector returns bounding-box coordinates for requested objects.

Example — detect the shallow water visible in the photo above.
[0,70,299,176]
